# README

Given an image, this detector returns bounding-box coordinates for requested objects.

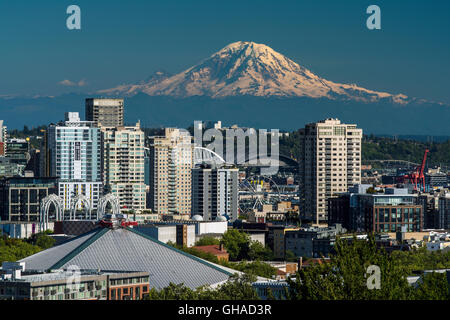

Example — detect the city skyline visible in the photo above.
[0,1,449,305]
[1,101,450,303]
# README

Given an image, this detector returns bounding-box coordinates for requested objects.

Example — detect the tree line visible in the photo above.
[167,230,277,279]
[279,131,450,166]
[150,235,450,300]
[0,231,55,264]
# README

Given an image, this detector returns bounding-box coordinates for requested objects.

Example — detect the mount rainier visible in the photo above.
[1,41,449,134]
[99,41,411,104]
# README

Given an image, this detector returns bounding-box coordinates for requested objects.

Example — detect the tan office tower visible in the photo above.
[299,118,362,225]
[85,98,124,127]
[102,122,146,213]
[149,128,193,216]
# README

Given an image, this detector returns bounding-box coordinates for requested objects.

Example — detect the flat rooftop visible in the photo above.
[3,270,148,283]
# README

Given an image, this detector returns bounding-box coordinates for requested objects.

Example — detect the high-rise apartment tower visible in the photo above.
[148,128,193,216]
[191,164,239,222]
[46,112,102,210]
[102,122,146,212]
[298,118,362,224]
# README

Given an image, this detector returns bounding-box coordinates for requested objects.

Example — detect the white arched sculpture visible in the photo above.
[39,194,64,232]
[97,193,120,220]
[69,194,92,220]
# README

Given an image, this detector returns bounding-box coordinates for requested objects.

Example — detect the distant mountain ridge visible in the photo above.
[1,41,449,135]
[98,41,413,104]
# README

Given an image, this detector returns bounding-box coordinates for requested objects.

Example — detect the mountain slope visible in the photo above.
[99,41,410,104]
[2,41,449,135]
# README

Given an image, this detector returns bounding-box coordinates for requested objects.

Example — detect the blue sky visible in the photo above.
[0,0,449,103]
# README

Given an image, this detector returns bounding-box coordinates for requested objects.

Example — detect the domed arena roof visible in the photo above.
[19,226,232,290]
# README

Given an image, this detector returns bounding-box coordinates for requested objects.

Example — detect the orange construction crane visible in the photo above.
[403,149,429,191]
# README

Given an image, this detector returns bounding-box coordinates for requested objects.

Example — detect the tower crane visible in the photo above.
[402,149,429,192]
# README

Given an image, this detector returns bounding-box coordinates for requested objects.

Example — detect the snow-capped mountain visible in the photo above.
[99,41,409,104]
[99,70,172,97]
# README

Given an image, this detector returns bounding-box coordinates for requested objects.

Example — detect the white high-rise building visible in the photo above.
[149,128,193,216]
[46,112,102,210]
[192,165,239,222]
[102,122,146,213]
[298,118,362,224]
[0,120,7,156]
[0,120,6,143]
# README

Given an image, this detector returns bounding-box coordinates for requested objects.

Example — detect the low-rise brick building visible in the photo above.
[192,244,230,262]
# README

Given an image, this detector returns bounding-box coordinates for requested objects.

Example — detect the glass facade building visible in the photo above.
[46,112,102,210]
[0,177,58,222]
[350,192,423,232]
[47,113,101,182]
[5,139,29,166]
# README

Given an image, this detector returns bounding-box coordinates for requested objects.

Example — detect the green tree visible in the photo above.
[0,236,42,264]
[414,272,449,300]
[183,247,219,264]
[248,241,274,261]
[145,274,260,300]
[230,261,277,279]
[27,230,55,250]
[285,250,298,262]
[35,234,56,250]
[221,229,251,261]
[166,240,176,247]
[195,236,220,246]
[287,235,414,300]
[280,132,450,169]
[146,283,198,300]
[222,230,274,261]
[197,273,260,300]
[166,240,277,278]
[166,241,220,264]
[391,246,450,272]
